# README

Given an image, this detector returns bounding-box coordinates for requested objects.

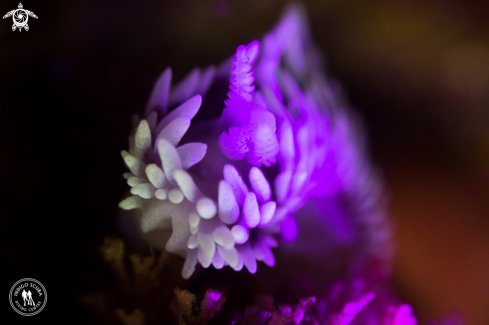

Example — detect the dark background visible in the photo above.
[1,0,489,323]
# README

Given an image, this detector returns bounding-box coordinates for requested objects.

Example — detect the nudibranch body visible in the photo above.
[119,7,391,282]
[113,6,424,325]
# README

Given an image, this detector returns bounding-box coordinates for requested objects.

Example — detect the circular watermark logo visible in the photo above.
[9,278,47,316]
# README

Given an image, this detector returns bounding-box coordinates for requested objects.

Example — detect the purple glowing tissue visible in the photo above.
[118,5,422,325]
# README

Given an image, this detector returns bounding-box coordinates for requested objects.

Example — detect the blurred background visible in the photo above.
[1,0,488,323]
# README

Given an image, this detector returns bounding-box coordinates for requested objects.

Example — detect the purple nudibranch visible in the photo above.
[117,5,422,324]
[119,5,391,281]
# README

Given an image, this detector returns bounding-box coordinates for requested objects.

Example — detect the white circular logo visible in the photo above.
[9,278,47,316]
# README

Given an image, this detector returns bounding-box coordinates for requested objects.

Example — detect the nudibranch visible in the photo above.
[119,6,391,282]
